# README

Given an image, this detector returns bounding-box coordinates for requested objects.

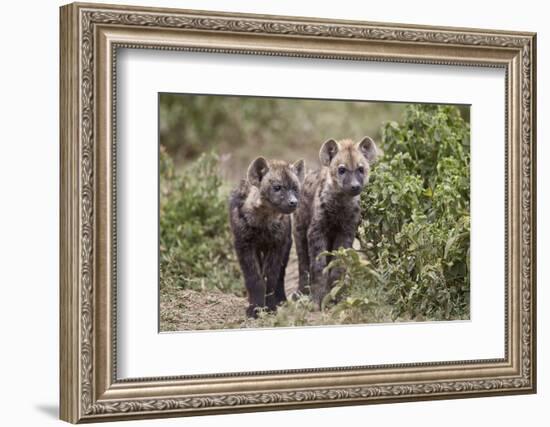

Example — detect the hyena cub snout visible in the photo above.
[293,136,378,308]
[229,157,305,318]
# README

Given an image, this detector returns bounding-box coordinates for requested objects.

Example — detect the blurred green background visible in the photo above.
[160,93,408,182]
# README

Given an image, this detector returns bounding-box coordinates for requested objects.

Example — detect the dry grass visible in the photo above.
[160,246,398,331]
[160,288,248,331]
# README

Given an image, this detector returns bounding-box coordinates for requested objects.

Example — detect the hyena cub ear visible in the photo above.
[247,157,269,187]
[292,159,305,183]
[356,136,379,164]
[319,139,339,166]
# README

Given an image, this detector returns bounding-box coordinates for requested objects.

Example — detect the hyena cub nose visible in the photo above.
[229,157,305,318]
[292,136,378,308]
[288,195,298,209]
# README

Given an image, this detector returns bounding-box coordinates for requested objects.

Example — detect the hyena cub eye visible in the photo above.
[357,166,365,174]
[272,184,282,192]
[338,165,346,175]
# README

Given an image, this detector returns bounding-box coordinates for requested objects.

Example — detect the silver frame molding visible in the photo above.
[60,2,536,423]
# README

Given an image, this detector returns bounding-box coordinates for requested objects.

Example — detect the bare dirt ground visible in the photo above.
[160,248,302,331]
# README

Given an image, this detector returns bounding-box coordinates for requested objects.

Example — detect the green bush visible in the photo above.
[356,104,471,320]
[159,148,242,295]
[320,248,388,324]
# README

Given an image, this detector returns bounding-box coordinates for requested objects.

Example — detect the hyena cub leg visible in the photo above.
[293,224,310,295]
[263,242,290,311]
[275,235,292,305]
[235,245,266,318]
[307,225,330,309]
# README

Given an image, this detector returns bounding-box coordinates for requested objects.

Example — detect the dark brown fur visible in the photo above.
[229,157,304,318]
[293,137,378,308]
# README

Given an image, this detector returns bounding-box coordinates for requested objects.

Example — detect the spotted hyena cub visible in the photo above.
[229,157,305,318]
[293,137,378,308]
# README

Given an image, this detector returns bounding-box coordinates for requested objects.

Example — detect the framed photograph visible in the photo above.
[60,2,537,423]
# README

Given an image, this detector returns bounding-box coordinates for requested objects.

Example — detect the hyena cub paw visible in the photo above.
[246,304,261,319]
[265,292,278,312]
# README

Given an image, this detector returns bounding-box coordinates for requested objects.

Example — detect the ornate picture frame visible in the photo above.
[60,2,536,423]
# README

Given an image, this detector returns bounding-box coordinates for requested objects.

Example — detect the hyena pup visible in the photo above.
[293,137,378,308]
[229,157,305,318]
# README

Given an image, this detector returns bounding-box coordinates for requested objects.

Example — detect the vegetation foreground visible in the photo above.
[160,104,471,331]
